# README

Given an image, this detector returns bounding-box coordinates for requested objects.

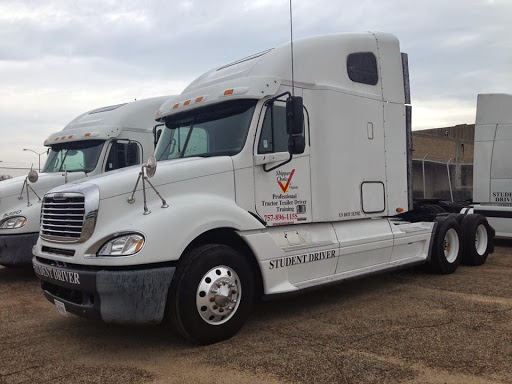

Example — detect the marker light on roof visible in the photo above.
[173,103,180,109]
[195,97,203,102]
[184,100,191,106]
[84,133,91,137]
[224,89,234,95]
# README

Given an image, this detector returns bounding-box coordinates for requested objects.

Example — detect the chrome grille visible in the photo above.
[40,193,85,242]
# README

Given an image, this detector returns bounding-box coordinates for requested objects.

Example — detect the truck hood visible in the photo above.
[0,171,86,201]
[49,157,235,200]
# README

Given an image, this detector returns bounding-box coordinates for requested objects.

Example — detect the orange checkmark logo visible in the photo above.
[277,169,295,193]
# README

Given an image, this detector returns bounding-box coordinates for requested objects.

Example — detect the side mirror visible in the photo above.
[286,96,304,135]
[153,124,164,147]
[289,135,305,155]
[127,142,139,165]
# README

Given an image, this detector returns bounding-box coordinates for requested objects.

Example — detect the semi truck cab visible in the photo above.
[0,96,171,267]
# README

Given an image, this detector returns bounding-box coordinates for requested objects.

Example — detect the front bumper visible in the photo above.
[0,232,39,266]
[32,257,175,324]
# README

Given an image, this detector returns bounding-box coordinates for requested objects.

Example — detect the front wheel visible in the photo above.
[167,244,254,344]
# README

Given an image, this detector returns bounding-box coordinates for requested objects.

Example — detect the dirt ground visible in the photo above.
[1,242,511,384]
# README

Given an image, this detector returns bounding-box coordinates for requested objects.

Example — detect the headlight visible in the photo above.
[0,216,27,229]
[98,234,145,256]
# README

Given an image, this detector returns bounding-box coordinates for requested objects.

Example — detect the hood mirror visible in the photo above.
[18,170,41,206]
[28,170,39,183]
[127,155,168,214]
[145,155,157,178]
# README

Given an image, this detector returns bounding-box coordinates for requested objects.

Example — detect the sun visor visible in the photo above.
[43,126,122,146]
[155,76,281,121]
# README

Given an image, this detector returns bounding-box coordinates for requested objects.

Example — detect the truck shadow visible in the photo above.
[55,265,427,351]
[0,265,37,282]
[494,238,512,247]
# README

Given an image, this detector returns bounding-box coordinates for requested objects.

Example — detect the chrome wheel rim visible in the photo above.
[475,224,488,256]
[196,265,242,325]
[444,228,459,263]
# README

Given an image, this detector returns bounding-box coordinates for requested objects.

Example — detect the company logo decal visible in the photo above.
[269,249,338,270]
[493,192,512,203]
[277,169,295,193]
[3,210,22,218]
[53,194,66,201]
[33,264,81,285]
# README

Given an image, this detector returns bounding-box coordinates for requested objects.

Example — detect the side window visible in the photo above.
[347,52,378,85]
[105,141,141,172]
[258,104,289,154]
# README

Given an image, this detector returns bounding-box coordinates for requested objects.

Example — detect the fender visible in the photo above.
[143,193,266,262]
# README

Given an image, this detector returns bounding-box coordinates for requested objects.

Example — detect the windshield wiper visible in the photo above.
[57,150,70,172]
[179,122,195,158]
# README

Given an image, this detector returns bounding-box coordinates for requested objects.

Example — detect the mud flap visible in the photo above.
[97,267,175,324]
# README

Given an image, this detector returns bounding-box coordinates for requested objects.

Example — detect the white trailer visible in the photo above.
[0,96,171,267]
[32,33,493,344]
[461,94,512,237]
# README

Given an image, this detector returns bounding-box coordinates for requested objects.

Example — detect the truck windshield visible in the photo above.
[42,140,104,173]
[155,99,257,160]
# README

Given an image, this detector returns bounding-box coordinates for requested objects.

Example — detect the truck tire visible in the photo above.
[447,213,464,225]
[167,244,254,344]
[429,217,462,274]
[460,214,493,266]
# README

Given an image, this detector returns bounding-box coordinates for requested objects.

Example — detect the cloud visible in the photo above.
[412,98,476,130]
[0,0,511,165]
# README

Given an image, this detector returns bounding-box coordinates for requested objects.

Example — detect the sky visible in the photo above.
[0,0,511,171]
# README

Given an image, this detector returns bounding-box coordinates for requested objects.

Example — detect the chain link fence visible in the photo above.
[412,158,473,202]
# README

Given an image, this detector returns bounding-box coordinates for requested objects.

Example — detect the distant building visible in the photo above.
[0,175,13,181]
[412,124,475,201]
[412,124,474,164]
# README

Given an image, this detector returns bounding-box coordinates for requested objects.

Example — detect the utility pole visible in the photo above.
[23,149,46,172]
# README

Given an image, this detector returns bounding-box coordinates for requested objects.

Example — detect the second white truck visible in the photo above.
[461,94,512,237]
[32,33,494,344]
[0,96,171,267]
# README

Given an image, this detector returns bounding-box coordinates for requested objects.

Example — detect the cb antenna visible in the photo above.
[289,0,295,96]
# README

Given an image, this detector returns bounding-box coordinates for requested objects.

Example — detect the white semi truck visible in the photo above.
[0,96,171,267]
[32,33,494,344]
[460,93,512,237]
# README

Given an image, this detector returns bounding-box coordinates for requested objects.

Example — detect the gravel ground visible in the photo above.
[1,242,511,384]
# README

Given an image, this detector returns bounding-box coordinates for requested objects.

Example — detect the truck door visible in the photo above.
[253,95,312,225]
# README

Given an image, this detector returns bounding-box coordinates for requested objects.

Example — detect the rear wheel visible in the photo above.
[461,214,493,266]
[429,217,462,274]
[167,244,254,344]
